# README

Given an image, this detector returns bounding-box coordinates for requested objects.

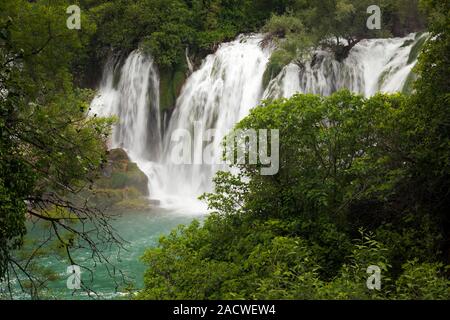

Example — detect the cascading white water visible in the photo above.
[90,51,172,211]
[91,33,425,214]
[91,51,161,159]
[264,33,427,99]
[161,35,272,199]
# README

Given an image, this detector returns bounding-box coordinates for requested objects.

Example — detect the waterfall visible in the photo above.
[264,33,427,98]
[91,51,162,160]
[90,51,171,211]
[91,33,425,214]
[161,34,272,198]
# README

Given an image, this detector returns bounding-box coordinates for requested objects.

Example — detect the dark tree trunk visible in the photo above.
[334,38,361,62]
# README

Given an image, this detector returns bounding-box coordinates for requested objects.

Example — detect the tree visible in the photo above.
[139,0,450,294]
[87,0,289,70]
[398,0,450,262]
[139,90,448,299]
[263,0,426,82]
[0,0,121,298]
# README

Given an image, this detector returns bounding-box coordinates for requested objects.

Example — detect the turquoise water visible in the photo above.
[9,208,203,299]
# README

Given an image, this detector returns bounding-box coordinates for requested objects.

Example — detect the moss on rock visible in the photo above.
[89,148,150,211]
[96,149,149,195]
[262,49,293,89]
[408,34,428,65]
[108,147,129,162]
[115,198,150,211]
[89,187,149,211]
[402,71,418,95]
[159,63,188,112]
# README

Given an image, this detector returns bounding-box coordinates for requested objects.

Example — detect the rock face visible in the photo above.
[99,148,149,196]
[89,148,150,211]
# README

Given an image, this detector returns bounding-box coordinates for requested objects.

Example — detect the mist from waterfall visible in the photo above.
[90,33,425,214]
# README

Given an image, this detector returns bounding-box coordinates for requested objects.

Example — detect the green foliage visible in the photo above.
[262,0,426,79]
[1,0,96,93]
[317,232,390,299]
[407,33,428,64]
[137,0,194,68]
[394,260,449,300]
[159,63,188,111]
[398,0,450,263]
[87,0,288,69]
[140,2,449,297]
[137,217,323,300]
[0,0,447,301]
[140,87,448,299]
[232,91,409,224]
[0,0,114,291]
[139,209,447,299]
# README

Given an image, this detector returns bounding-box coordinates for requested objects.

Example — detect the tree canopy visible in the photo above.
[262,0,426,80]
[1,0,117,296]
[138,0,449,300]
[0,0,447,300]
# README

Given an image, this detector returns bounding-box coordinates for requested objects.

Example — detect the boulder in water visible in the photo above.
[87,148,151,211]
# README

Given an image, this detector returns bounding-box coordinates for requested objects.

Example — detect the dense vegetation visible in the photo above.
[80,0,425,69]
[78,0,427,109]
[262,0,426,82]
[80,0,287,68]
[0,0,448,299]
[0,0,116,296]
[73,0,427,112]
[138,0,449,300]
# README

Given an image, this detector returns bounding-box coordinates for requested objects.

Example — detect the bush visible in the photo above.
[395,261,449,300]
